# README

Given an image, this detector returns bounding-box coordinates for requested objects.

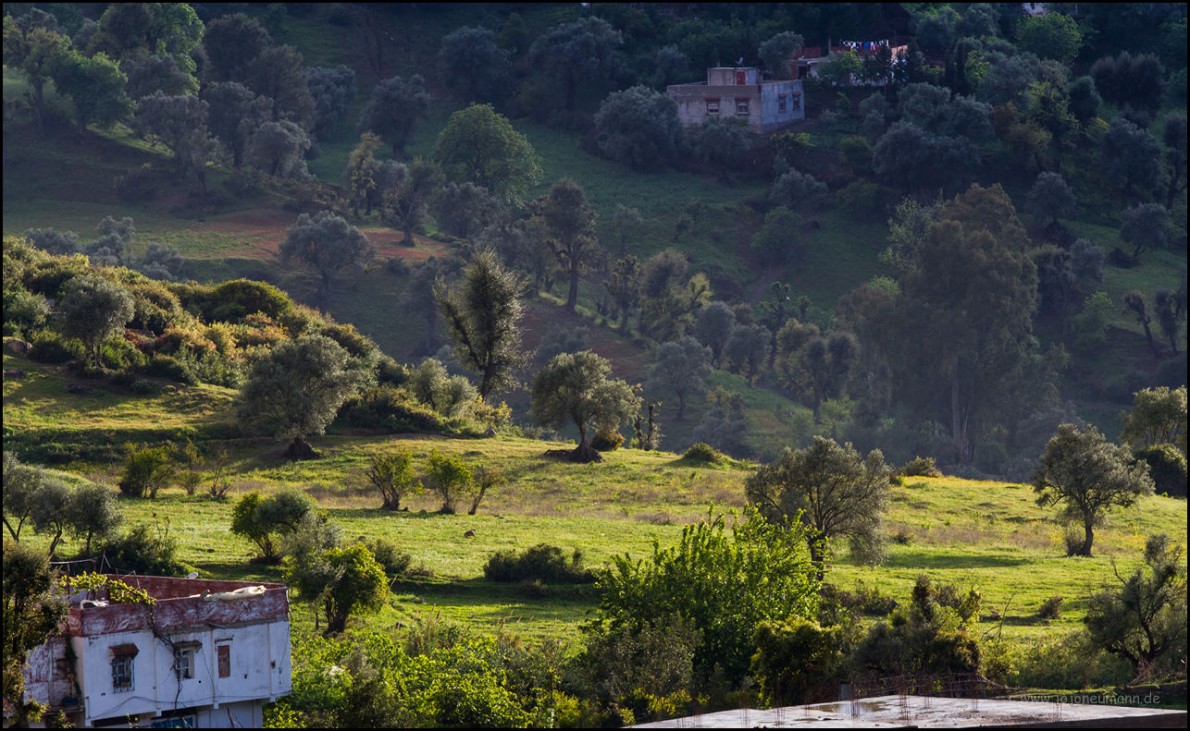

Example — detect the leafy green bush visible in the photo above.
[1037,595,1064,620]
[590,427,624,452]
[482,544,595,584]
[680,442,725,464]
[2,286,49,336]
[98,523,185,576]
[28,329,85,364]
[118,443,176,499]
[140,353,198,385]
[899,455,943,477]
[367,537,412,580]
[1135,443,1187,497]
[340,385,449,433]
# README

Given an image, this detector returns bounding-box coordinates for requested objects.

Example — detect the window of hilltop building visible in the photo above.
[706,97,720,115]
[174,645,198,680]
[778,93,788,113]
[111,644,138,692]
[735,98,749,116]
[791,93,802,111]
[217,644,231,678]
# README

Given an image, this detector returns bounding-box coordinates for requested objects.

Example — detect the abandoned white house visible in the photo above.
[667,66,805,133]
[19,575,292,728]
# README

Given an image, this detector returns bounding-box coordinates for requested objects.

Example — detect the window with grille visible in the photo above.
[112,654,133,692]
[778,94,788,113]
[217,644,231,678]
[706,98,720,115]
[735,98,749,116]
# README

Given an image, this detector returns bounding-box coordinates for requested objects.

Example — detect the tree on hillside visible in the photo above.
[49,49,133,133]
[203,81,272,169]
[646,337,711,421]
[869,184,1046,464]
[692,386,749,458]
[64,483,121,556]
[2,14,70,134]
[687,117,752,184]
[1017,12,1082,66]
[122,51,196,101]
[1084,534,1188,681]
[1033,423,1154,557]
[434,250,527,400]
[530,350,640,463]
[305,64,356,138]
[746,437,892,575]
[758,31,804,80]
[247,44,316,130]
[1153,278,1187,355]
[1101,119,1162,203]
[285,543,388,636]
[231,489,314,562]
[1090,52,1166,119]
[382,159,445,245]
[1123,291,1162,357]
[750,206,804,267]
[366,449,422,511]
[2,541,67,727]
[2,452,42,542]
[1029,172,1076,227]
[430,182,501,242]
[536,178,600,313]
[651,44,690,89]
[776,323,859,425]
[358,74,430,159]
[603,254,643,334]
[873,121,980,197]
[438,26,511,104]
[770,168,828,211]
[345,132,383,217]
[28,478,71,557]
[279,211,374,309]
[247,119,311,179]
[399,257,453,357]
[724,323,771,385]
[694,301,736,368]
[433,104,542,203]
[236,335,369,460]
[1066,75,1102,128]
[1120,386,1187,456]
[201,13,271,85]
[592,85,683,172]
[58,275,135,369]
[133,92,218,192]
[527,17,623,113]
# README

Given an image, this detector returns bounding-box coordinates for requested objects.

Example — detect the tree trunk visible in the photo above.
[284,435,320,461]
[570,430,603,463]
[1076,520,1094,557]
[403,222,415,246]
[949,363,971,464]
[566,264,579,312]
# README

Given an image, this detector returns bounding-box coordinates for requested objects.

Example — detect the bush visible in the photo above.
[3,286,49,336]
[1135,443,1187,497]
[367,537,412,580]
[140,353,198,385]
[590,427,624,452]
[681,442,725,464]
[340,386,448,433]
[29,329,85,364]
[899,455,943,477]
[483,544,595,584]
[835,180,880,213]
[98,523,185,575]
[118,443,176,499]
[1037,595,1064,620]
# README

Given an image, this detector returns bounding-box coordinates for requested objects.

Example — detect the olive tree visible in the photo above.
[285,542,388,635]
[530,350,640,463]
[279,211,375,310]
[236,334,369,460]
[1033,424,1154,557]
[746,437,892,575]
[57,275,135,369]
[230,489,315,563]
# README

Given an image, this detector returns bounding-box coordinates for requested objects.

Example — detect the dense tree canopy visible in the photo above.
[593,85,682,172]
[358,74,430,159]
[58,274,135,368]
[433,104,542,203]
[279,211,374,308]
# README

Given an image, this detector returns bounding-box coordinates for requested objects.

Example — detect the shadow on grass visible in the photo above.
[882,550,1030,570]
[191,560,284,584]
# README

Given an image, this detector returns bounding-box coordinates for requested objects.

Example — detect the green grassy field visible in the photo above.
[6,347,1186,653]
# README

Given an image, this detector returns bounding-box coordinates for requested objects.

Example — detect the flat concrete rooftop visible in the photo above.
[631,694,1188,728]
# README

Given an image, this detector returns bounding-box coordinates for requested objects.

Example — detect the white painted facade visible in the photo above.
[20,576,291,729]
[667,67,806,133]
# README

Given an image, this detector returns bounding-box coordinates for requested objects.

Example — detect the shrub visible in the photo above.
[590,427,624,452]
[28,329,84,364]
[367,537,412,580]
[835,180,880,213]
[483,544,595,584]
[899,455,942,477]
[681,442,725,464]
[98,523,185,575]
[230,489,315,563]
[3,286,49,336]
[425,450,473,514]
[365,449,423,511]
[340,386,448,433]
[1037,595,1064,620]
[1135,443,1187,497]
[200,279,295,324]
[118,443,176,499]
